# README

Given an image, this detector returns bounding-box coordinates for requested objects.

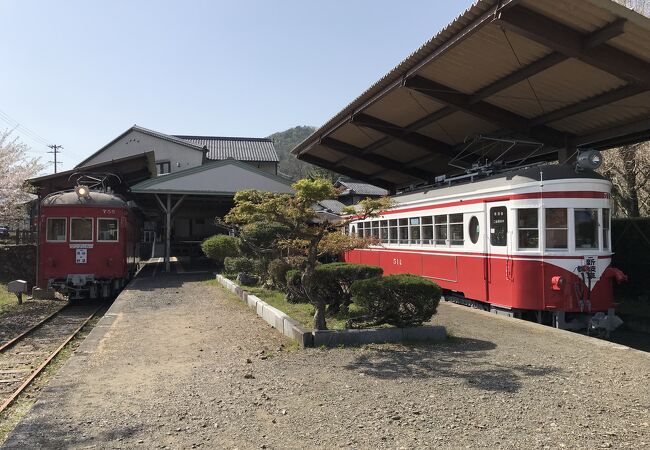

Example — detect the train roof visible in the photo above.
[393,165,608,204]
[42,191,128,207]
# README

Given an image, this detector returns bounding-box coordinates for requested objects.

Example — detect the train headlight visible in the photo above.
[576,150,603,171]
[75,185,90,198]
[551,276,565,291]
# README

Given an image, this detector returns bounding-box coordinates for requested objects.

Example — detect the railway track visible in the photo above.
[0,303,104,414]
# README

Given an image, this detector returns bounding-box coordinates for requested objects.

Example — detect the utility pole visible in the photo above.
[47,144,63,173]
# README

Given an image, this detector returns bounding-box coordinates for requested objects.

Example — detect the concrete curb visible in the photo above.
[214,275,446,348]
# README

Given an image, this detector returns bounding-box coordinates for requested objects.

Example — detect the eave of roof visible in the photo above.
[292,0,650,191]
[75,125,206,168]
[129,158,293,195]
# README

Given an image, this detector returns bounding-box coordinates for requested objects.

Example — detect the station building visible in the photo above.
[30,125,293,270]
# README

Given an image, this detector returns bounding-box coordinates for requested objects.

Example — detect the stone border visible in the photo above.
[214,275,446,348]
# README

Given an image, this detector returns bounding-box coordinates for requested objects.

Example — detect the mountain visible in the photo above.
[268,126,338,181]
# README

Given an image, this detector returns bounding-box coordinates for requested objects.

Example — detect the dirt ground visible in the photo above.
[3,272,650,449]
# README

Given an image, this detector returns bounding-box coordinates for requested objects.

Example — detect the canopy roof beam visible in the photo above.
[404,76,570,148]
[300,153,395,191]
[350,114,457,158]
[497,6,650,87]
[319,137,434,182]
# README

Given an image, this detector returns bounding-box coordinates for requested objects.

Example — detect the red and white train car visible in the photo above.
[39,188,140,299]
[345,165,626,330]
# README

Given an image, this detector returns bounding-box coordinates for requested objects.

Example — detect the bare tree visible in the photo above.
[0,130,45,225]
[600,141,650,217]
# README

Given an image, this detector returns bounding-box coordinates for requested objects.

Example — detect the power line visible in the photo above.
[47,144,63,174]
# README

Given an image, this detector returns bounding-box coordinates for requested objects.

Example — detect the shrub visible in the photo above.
[349,274,442,328]
[268,258,291,290]
[285,269,308,303]
[224,256,256,275]
[201,235,239,265]
[239,222,291,256]
[313,263,383,314]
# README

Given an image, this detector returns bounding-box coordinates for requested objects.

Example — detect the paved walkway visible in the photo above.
[3,268,650,449]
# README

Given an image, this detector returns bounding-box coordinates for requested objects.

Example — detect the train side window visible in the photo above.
[398,218,408,244]
[389,219,397,244]
[434,215,448,245]
[545,208,568,249]
[517,209,539,250]
[409,217,420,244]
[46,218,67,242]
[380,220,388,243]
[468,216,480,244]
[422,216,433,245]
[371,220,379,238]
[351,225,356,236]
[70,218,93,242]
[357,222,364,238]
[575,209,598,249]
[98,218,119,242]
[489,207,507,246]
[449,213,464,245]
[603,208,610,250]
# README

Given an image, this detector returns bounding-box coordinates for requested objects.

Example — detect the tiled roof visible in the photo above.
[336,179,388,196]
[315,199,348,216]
[174,135,279,162]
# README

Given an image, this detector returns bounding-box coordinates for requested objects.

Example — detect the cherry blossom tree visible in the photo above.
[0,130,45,225]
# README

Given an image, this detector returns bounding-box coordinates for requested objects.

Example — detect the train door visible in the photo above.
[463,206,489,302]
[486,202,512,306]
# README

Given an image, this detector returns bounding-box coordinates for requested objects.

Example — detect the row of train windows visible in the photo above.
[46,218,119,243]
[352,207,610,251]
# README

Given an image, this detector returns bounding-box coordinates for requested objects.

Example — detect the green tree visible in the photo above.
[225,178,392,330]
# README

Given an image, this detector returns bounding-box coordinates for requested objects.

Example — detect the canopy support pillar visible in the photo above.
[154,194,186,272]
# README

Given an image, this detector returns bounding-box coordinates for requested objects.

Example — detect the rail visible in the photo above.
[0,304,104,414]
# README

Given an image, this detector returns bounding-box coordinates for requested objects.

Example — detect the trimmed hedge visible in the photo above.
[349,274,441,328]
[285,269,307,303]
[314,263,383,314]
[201,235,239,265]
[268,258,291,290]
[224,256,256,275]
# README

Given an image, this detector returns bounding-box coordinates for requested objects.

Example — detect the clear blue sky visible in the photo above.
[1,0,473,173]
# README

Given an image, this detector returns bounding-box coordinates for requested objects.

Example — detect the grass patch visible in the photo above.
[0,284,18,316]
[244,286,365,331]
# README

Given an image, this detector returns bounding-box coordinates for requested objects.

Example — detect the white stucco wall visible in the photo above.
[80,130,204,173]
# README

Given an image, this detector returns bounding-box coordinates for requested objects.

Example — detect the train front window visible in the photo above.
[46,218,66,242]
[70,218,93,242]
[98,218,119,242]
[545,208,567,249]
[603,209,610,250]
[517,209,539,250]
[575,209,598,249]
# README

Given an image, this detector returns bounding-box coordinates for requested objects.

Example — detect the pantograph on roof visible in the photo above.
[292,0,650,191]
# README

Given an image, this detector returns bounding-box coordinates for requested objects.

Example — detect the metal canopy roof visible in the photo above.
[29,152,156,197]
[292,0,650,191]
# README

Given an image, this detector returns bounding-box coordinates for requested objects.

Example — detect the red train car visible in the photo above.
[38,187,139,299]
[345,165,626,332]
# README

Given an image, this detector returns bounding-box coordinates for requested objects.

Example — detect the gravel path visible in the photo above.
[3,273,649,449]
